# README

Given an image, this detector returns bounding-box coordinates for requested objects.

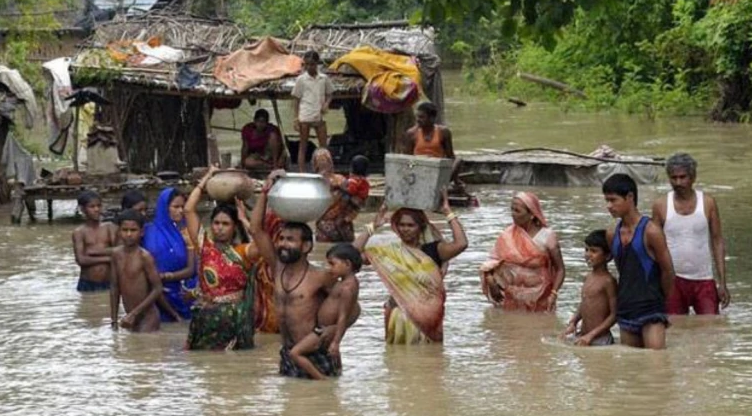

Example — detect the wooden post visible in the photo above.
[73,106,80,171]
[205,99,219,166]
[47,199,53,222]
[10,183,24,224]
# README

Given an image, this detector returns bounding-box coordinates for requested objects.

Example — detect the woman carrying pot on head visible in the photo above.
[142,187,197,322]
[480,192,565,312]
[353,192,468,344]
[183,167,259,350]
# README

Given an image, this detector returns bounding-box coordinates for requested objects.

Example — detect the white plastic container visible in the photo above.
[384,153,453,210]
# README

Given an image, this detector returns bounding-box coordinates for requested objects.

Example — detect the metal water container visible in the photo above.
[267,173,332,223]
[384,153,453,210]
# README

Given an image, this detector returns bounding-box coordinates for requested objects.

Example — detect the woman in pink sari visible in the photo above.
[480,192,565,312]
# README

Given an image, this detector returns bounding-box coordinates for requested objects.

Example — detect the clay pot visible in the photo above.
[267,173,332,222]
[205,169,255,202]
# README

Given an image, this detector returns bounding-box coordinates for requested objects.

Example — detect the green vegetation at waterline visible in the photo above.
[439,0,752,121]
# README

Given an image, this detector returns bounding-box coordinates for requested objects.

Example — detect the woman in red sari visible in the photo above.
[184,167,259,350]
[480,192,566,312]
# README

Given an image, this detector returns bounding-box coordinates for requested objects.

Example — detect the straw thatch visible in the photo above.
[289,21,437,64]
[71,11,366,98]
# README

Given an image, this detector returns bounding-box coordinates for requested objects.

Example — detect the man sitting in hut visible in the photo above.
[403,102,463,188]
[240,109,288,170]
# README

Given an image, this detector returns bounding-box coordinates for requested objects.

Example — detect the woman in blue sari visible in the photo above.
[143,187,197,321]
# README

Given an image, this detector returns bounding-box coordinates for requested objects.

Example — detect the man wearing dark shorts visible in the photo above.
[603,174,675,349]
[652,153,730,315]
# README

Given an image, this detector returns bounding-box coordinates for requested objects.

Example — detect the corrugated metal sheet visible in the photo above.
[94,0,160,12]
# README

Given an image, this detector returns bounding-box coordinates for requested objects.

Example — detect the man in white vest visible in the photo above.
[651,153,729,314]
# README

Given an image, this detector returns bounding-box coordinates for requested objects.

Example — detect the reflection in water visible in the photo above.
[3,76,752,414]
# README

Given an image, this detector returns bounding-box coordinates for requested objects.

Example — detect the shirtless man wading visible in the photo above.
[246,170,339,378]
[651,153,730,315]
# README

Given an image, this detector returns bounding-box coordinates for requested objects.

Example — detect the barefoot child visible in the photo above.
[72,191,118,292]
[290,243,361,379]
[562,230,617,346]
[110,209,162,332]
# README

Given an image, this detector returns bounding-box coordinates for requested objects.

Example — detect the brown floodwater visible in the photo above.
[2,72,752,415]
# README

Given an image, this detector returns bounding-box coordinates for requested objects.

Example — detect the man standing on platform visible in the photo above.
[651,153,730,315]
[292,51,333,172]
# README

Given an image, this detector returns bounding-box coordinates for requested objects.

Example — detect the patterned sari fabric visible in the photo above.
[253,212,282,333]
[365,209,446,344]
[316,175,371,242]
[187,233,255,350]
[480,192,555,312]
[480,225,554,312]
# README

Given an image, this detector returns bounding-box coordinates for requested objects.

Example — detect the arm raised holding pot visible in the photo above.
[240,170,286,272]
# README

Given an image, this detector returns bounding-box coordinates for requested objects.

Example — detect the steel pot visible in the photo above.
[267,173,332,223]
[205,169,255,203]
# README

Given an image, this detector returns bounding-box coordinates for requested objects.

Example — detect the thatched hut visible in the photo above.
[70,13,443,174]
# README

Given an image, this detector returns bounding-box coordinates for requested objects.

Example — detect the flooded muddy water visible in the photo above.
[2,72,752,415]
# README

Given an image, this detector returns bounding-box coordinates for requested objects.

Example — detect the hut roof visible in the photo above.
[289,20,438,64]
[70,11,366,98]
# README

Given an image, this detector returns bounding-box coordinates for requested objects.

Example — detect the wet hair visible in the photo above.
[117,208,145,228]
[417,102,438,119]
[584,229,610,255]
[281,222,314,244]
[254,109,270,122]
[602,173,638,205]
[350,155,369,176]
[77,190,101,207]
[210,203,249,243]
[303,50,320,63]
[666,153,697,178]
[121,190,146,210]
[326,243,363,273]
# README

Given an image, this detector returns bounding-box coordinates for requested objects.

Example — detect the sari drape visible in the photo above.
[142,187,196,321]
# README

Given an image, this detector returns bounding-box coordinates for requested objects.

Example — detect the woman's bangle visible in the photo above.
[446,212,459,222]
[365,223,375,236]
[550,289,559,297]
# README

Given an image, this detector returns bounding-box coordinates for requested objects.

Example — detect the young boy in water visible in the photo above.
[562,230,617,346]
[72,191,118,292]
[110,209,162,332]
[603,174,674,349]
[290,243,361,379]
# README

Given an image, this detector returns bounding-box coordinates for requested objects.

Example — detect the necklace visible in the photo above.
[281,262,309,294]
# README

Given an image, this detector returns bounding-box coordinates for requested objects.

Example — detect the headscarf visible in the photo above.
[142,188,188,274]
[513,191,547,227]
[313,148,334,174]
[390,208,444,248]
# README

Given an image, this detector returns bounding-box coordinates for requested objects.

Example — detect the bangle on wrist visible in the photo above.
[365,223,375,236]
[550,289,559,297]
[446,212,458,222]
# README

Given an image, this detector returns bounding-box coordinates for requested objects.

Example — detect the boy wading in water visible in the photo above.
[110,210,163,332]
[290,243,361,379]
[562,230,617,346]
[603,174,674,349]
[72,191,118,292]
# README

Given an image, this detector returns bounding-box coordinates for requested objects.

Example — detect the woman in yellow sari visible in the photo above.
[480,191,565,312]
[354,192,468,344]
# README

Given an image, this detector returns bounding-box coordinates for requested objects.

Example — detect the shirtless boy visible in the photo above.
[562,230,617,346]
[290,243,361,379]
[603,174,674,349]
[110,209,162,333]
[72,191,118,292]
[242,170,340,378]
